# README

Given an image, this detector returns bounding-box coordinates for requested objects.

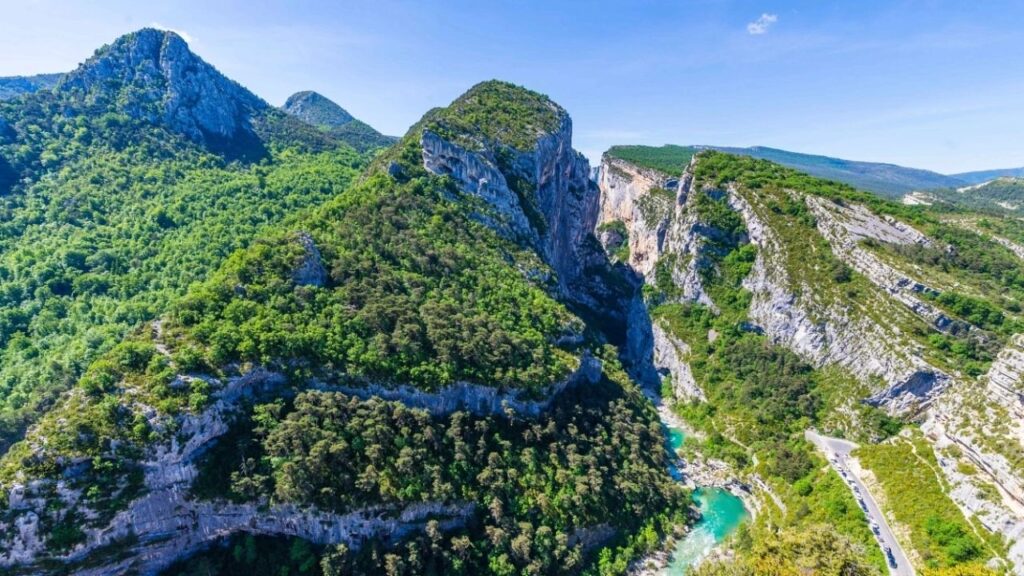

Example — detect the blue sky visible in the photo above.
[1,0,1022,173]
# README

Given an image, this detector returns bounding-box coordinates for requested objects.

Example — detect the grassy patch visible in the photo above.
[857,432,1004,569]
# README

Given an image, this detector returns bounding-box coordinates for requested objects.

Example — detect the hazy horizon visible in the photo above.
[2,0,1022,173]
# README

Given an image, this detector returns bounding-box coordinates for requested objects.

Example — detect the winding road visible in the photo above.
[805,430,915,576]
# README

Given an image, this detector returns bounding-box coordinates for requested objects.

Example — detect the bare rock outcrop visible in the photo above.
[596,156,672,276]
[421,113,599,299]
[291,231,327,287]
[421,129,536,242]
[57,28,267,146]
[806,196,969,335]
[731,188,951,412]
[651,323,704,401]
[925,336,1024,512]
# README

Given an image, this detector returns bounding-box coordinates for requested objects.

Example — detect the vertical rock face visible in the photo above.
[662,167,721,310]
[57,28,267,145]
[595,156,720,398]
[651,323,704,400]
[596,156,672,276]
[596,156,719,307]
[421,129,536,243]
[420,112,602,300]
[528,115,602,292]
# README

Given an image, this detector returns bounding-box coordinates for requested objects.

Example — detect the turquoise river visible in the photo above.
[663,425,749,574]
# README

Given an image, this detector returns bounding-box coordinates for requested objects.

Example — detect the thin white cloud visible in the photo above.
[150,22,195,45]
[747,13,778,35]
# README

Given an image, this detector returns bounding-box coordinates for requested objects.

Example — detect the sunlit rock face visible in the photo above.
[421,112,600,298]
[57,28,267,145]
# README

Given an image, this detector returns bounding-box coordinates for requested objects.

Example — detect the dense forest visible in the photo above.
[0,68,691,576]
[0,85,366,451]
[184,360,686,575]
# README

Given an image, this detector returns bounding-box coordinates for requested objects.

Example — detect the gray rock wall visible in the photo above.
[57,28,266,145]
[732,187,950,412]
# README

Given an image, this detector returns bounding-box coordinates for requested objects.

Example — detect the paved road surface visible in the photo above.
[805,430,915,576]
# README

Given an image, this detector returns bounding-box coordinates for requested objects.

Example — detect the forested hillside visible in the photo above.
[1,25,1023,576]
[912,177,1024,215]
[0,29,371,452]
[0,55,686,574]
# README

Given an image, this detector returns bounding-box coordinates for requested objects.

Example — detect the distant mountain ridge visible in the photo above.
[282,90,396,151]
[704,145,966,197]
[951,166,1024,185]
[0,73,62,100]
[283,90,355,126]
[35,28,395,160]
[604,144,972,198]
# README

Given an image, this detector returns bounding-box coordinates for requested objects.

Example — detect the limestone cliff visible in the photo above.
[595,155,722,398]
[734,188,952,412]
[596,151,973,414]
[596,156,673,276]
[421,112,600,301]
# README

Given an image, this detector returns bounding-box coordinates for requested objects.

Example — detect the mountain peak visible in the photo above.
[282,90,355,127]
[56,28,267,147]
[428,80,567,151]
[281,90,396,152]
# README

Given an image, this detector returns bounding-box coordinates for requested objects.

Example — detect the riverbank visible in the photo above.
[657,404,761,517]
[630,405,755,575]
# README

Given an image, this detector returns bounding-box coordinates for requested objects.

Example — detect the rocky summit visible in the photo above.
[57,29,267,147]
[0,22,1023,576]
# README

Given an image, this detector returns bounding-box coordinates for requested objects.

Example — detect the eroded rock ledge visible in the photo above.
[1,347,602,574]
[317,353,602,417]
[732,188,951,413]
